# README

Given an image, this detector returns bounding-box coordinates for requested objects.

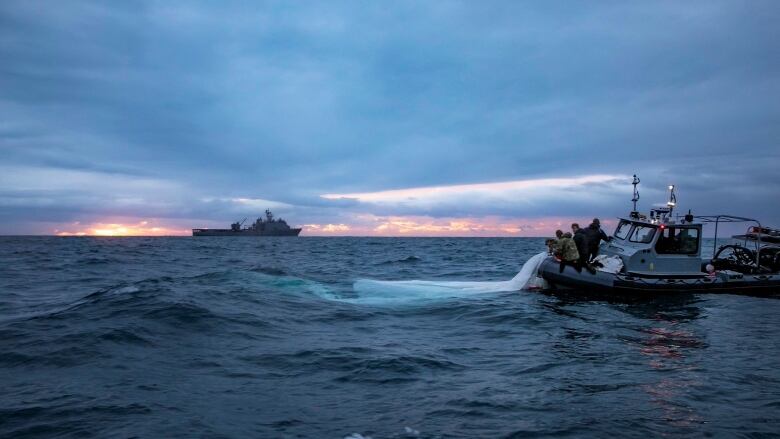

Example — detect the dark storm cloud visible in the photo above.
[0,0,778,233]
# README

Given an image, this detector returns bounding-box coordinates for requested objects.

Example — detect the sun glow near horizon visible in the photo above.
[55,220,190,237]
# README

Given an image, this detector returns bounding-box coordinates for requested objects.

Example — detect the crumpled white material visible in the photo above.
[592,254,624,274]
[348,252,551,305]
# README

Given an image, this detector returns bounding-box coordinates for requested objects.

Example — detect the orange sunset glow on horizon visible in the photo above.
[50,216,613,237]
[54,221,190,237]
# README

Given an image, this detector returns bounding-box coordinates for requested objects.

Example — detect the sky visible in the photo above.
[1,1,778,236]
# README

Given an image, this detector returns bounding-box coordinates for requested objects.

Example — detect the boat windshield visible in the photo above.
[629,225,656,243]
[614,220,632,240]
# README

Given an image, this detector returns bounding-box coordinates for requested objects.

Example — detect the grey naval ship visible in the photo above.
[192,210,302,236]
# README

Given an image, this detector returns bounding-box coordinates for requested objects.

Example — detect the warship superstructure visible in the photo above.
[192,210,302,236]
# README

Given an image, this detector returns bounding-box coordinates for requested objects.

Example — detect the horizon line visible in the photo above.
[1,234,554,238]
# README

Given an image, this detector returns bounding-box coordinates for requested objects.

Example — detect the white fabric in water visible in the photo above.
[505,252,549,290]
[348,252,549,305]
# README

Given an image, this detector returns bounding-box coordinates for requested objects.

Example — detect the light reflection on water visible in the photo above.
[628,298,706,430]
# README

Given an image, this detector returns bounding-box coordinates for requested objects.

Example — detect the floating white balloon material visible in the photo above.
[347,252,549,305]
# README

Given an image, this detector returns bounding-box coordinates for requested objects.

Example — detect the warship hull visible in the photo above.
[192,228,301,237]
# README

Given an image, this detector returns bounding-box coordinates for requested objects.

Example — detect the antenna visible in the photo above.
[667,184,677,216]
[630,174,640,218]
[631,174,640,211]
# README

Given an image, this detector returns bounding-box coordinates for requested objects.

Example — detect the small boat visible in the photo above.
[539,176,780,295]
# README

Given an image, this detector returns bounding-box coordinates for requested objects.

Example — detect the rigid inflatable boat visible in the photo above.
[539,176,780,295]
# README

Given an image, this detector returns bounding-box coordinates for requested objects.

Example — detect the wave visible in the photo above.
[141,302,222,329]
[347,252,548,305]
[2,268,341,334]
[377,255,421,265]
[240,348,464,384]
[76,256,121,265]
[249,266,287,276]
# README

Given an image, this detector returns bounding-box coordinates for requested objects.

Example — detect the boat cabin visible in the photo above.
[600,178,705,275]
[602,217,702,275]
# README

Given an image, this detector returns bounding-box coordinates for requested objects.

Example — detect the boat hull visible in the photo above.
[538,257,780,295]
[192,228,302,237]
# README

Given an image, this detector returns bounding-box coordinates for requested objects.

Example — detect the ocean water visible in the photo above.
[1,236,779,438]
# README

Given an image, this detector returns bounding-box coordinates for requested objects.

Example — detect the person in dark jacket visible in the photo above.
[583,218,611,262]
[571,223,587,262]
[572,223,596,274]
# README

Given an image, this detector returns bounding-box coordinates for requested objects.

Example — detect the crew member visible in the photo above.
[572,223,596,274]
[549,230,563,255]
[571,223,588,264]
[545,238,557,255]
[584,218,611,262]
[555,231,581,273]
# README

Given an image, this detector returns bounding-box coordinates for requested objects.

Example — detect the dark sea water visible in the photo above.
[1,236,779,438]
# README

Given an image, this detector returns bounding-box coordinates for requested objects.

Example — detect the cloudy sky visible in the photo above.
[1,1,778,236]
